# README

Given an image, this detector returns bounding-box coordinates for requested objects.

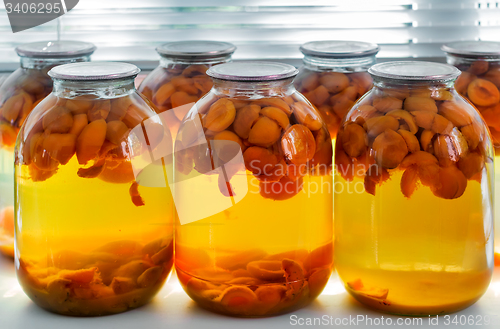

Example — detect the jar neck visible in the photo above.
[52,77,136,99]
[159,55,232,67]
[302,54,376,73]
[212,78,296,98]
[20,55,91,70]
[373,78,455,90]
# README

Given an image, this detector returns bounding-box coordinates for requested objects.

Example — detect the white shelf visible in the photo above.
[1,255,499,329]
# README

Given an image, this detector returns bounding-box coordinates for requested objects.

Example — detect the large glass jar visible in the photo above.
[0,41,96,258]
[174,62,333,317]
[295,41,379,139]
[138,41,236,134]
[334,61,493,316]
[14,62,174,316]
[442,41,500,264]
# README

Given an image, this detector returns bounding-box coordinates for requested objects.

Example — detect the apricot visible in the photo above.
[260,106,290,130]
[42,106,74,134]
[403,96,438,113]
[0,123,18,147]
[350,72,373,95]
[412,111,452,134]
[319,72,349,94]
[350,105,379,123]
[301,73,319,91]
[401,165,419,198]
[76,119,107,164]
[483,67,500,89]
[460,123,481,150]
[372,97,403,113]
[458,152,484,179]
[171,76,198,95]
[455,71,476,95]
[110,277,136,294]
[106,121,129,145]
[248,116,282,147]
[42,133,77,165]
[88,100,111,121]
[213,130,244,163]
[438,101,473,127]
[171,91,198,109]
[468,60,489,75]
[243,146,278,175]
[1,93,25,122]
[182,64,209,76]
[433,135,456,167]
[218,286,258,314]
[247,260,285,281]
[341,123,366,158]
[281,124,316,164]
[255,285,286,309]
[431,165,467,199]
[331,96,355,119]
[397,129,420,153]
[203,98,236,132]
[260,175,303,200]
[420,130,435,152]
[65,96,95,114]
[68,113,88,137]
[253,98,292,116]
[293,101,323,131]
[467,78,500,106]
[431,90,454,101]
[193,75,213,94]
[386,109,418,134]
[0,206,14,237]
[372,129,408,169]
[98,160,135,184]
[303,242,333,273]
[363,116,399,137]
[232,104,260,139]
[137,266,163,288]
[346,279,388,300]
[282,258,305,299]
[308,85,330,105]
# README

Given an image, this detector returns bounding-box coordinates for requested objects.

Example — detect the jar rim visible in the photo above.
[15,41,96,59]
[48,62,140,81]
[156,40,236,60]
[368,61,460,82]
[442,41,500,57]
[207,61,298,82]
[300,40,380,58]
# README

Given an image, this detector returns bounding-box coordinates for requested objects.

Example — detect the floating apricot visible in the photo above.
[301,73,319,91]
[261,106,290,130]
[455,71,476,95]
[0,122,18,147]
[65,96,95,114]
[331,96,355,119]
[458,152,484,179]
[419,130,435,152]
[182,64,209,76]
[341,123,366,158]
[468,60,489,75]
[193,75,213,94]
[372,97,403,113]
[129,181,145,206]
[88,100,111,121]
[363,116,399,137]
[281,124,316,165]
[106,121,129,145]
[1,93,25,122]
[137,266,163,288]
[233,104,260,139]
[215,249,267,271]
[203,98,236,132]
[293,101,323,131]
[398,129,420,153]
[98,160,135,184]
[218,286,258,314]
[483,67,500,89]
[346,279,389,300]
[243,146,278,175]
[248,116,282,147]
[401,165,418,198]
[42,106,74,134]
[76,119,107,164]
[282,258,305,300]
[386,109,418,134]
[431,165,467,199]
[467,78,500,106]
[404,97,438,113]
[171,77,198,95]
[460,123,481,150]
[260,175,303,200]
[255,285,286,309]
[171,91,198,109]
[69,113,88,137]
[303,242,333,273]
[253,98,291,116]
[433,135,456,167]
[213,130,244,162]
[372,129,408,169]
[319,72,349,93]
[350,72,373,95]
[42,133,77,165]
[307,85,330,105]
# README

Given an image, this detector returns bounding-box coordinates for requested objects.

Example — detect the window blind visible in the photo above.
[0,0,498,71]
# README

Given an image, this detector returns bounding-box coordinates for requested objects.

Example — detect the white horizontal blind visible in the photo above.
[0,0,499,71]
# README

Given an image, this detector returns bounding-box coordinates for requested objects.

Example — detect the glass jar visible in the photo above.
[0,41,96,258]
[295,41,379,139]
[442,41,500,264]
[138,41,236,133]
[334,61,493,315]
[174,62,333,317]
[15,62,174,316]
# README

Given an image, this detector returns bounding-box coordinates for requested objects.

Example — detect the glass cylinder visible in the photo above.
[442,41,500,264]
[295,41,379,139]
[174,62,333,317]
[0,41,96,258]
[15,62,174,316]
[334,61,493,315]
[138,41,236,134]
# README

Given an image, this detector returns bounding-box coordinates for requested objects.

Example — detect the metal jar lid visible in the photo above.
[48,62,140,81]
[300,40,380,58]
[368,61,460,83]
[156,41,236,60]
[15,41,96,59]
[207,61,299,82]
[441,41,500,58]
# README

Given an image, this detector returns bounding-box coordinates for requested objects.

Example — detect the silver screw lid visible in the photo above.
[48,62,140,81]
[156,41,236,60]
[15,41,96,59]
[368,61,461,83]
[442,41,500,57]
[207,61,299,82]
[300,40,380,58]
